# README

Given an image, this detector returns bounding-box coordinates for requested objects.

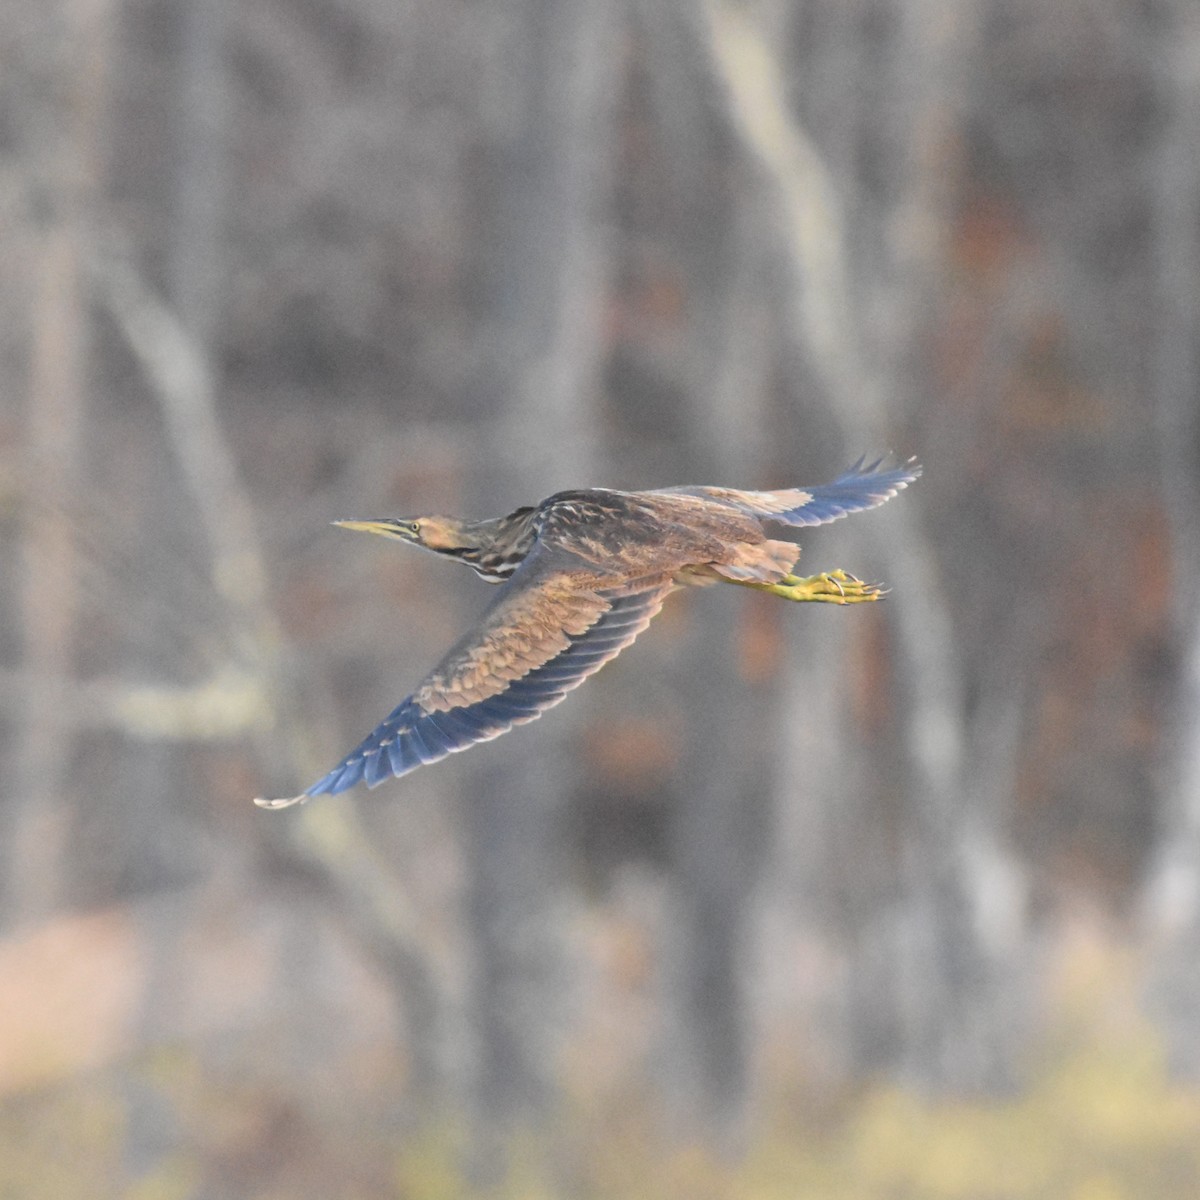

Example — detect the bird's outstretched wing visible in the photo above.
[255,557,673,808]
[658,456,921,528]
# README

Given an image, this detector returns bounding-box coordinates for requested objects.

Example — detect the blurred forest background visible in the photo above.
[5,0,1200,1195]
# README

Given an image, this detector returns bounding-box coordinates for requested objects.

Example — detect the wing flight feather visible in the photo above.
[255,555,673,808]
[657,457,921,528]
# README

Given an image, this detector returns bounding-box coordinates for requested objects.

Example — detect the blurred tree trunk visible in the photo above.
[120,0,233,1050]
[121,0,232,898]
[668,190,774,1150]
[1142,0,1200,1077]
[170,0,229,351]
[8,0,115,926]
[833,0,1029,1092]
[629,0,780,1145]
[120,4,230,1188]
[705,0,1026,1092]
[754,0,883,1089]
[459,0,616,1176]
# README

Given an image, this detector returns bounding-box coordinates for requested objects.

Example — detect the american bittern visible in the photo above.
[256,457,920,808]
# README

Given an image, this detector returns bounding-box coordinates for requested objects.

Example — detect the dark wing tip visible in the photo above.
[252,682,546,808]
[770,454,921,527]
[251,697,448,808]
[831,454,921,488]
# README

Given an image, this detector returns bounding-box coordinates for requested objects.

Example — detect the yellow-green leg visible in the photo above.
[732,569,886,604]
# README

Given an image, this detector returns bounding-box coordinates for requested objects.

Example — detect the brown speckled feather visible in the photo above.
[413,561,672,713]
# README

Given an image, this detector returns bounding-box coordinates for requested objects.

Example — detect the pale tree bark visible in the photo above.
[8,0,115,927]
[457,0,617,1178]
[703,0,1027,1091]
[1141,0,1200,1077]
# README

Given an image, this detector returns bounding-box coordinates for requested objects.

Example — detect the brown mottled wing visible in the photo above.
[256,552,674,806]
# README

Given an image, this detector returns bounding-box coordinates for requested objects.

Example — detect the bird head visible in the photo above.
[334,507,537,581]
[333,516,476,555]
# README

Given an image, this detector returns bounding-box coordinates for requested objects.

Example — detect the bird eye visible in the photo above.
[409,521,421,535]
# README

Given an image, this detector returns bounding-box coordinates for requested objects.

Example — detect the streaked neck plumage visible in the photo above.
[425,507,539,582]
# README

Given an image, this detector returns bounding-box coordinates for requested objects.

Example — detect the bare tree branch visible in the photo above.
[90,251,282,675]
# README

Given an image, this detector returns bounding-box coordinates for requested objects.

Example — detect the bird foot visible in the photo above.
[771,569,887,604]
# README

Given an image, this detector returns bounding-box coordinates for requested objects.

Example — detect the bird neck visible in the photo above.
[444,507,538,582]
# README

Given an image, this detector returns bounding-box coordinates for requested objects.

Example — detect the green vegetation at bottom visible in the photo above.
[3,1002,1199,1199]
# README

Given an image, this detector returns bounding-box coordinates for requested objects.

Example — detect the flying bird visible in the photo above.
[256,457,920,808]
